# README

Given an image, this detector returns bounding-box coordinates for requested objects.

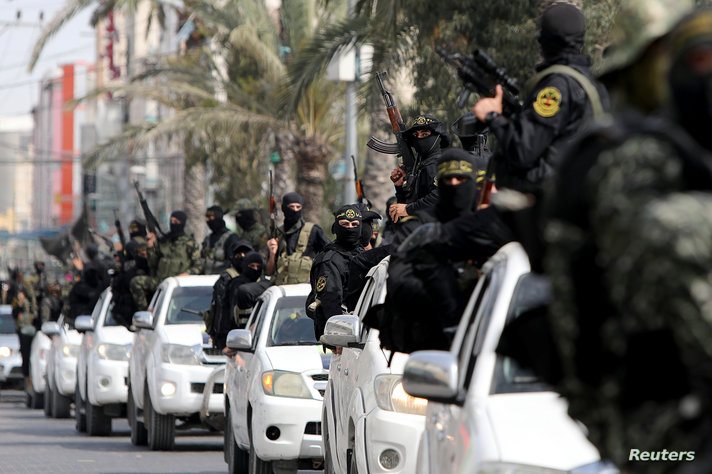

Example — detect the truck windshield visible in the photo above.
[267,295,316,346]
[165,286,212,325]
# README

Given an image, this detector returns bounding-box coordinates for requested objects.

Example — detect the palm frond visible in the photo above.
[228,24,286,83]
[28,0,95,71]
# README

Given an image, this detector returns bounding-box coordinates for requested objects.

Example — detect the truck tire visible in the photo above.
[87,400,112,436]
[43,377,52,417]
[51,378,71,418]
[145,383,175,451]
[75,381,86,432]
[227,408,248,474]
[128,381,147,446]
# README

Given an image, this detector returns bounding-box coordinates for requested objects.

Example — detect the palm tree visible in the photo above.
[53,0,346,229]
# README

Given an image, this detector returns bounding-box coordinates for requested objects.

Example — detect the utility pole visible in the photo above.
[343,0,357,205]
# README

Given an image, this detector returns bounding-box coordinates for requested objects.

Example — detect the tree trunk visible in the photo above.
[184,161,206,243]
[272,128,298,226]
[294,134,331,225]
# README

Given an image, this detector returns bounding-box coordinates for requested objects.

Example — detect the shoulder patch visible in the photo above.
[316,276,327,292]
[533,87,562,118]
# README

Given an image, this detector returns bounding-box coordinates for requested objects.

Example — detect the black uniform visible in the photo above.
[395,114,451,214]
[278,219,330,259]
[374,149,510,353]
[306,205,364,341]
[487,3,609,194]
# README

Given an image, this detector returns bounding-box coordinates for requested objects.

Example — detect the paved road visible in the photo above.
[0,389,226,473]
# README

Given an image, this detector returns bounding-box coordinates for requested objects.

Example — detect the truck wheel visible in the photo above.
[128,381,147,446]
[75,381,86,432]
[87,400,112,436]
[347,448,358,474]
[30,387,44,409]
[248,422,273,474]
[227,409,248,474]
[145,383,175,451]
[51,378,71,418]
[43,378,52,417]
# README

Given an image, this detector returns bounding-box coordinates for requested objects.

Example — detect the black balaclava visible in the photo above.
[34,261,44,274]
[281,192,304,230]
[331,204,363,249]
[537,2,585,59]
[235,209,256,231]
[436,148,480,221]
[206,205,226,233]
[129,219,147,239]
[229,240,254,270]
[169,210,187,238]
[669,9,712,151]
[405,114,451,156]
[354,203,381,247]
[86,244,99,261]
[241,251,264,282]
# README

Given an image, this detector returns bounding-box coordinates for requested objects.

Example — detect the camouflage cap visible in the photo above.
[599,0,694,76]
[234,198,254,211]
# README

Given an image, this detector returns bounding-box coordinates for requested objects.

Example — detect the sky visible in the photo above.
[0,0,95,118]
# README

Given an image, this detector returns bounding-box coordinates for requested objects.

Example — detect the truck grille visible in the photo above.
[191,382,224,394]
[304,422,322,435]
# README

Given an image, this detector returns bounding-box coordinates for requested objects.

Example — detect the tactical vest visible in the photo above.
[203,231,233,275]
[274,222,314,285]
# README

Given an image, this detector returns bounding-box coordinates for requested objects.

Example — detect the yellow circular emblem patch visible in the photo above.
[316,276,327,292]
[533,87,562,118]
[345,209,356,219]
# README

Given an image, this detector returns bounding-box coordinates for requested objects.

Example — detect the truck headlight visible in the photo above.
[62,344,80,358]
[261,370,312,399]
[161,344,200,365]
[374,374,427,416]
[97,343,130,361]
[0,346,11,358]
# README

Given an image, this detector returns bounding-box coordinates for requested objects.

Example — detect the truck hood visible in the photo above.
[264,345,329,373]
[161,324,205,347]
[486,392,600,470]
[0,333,19,349]
[98,325,134,346]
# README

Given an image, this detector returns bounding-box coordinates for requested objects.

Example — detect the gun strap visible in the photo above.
[525,65,604,119]
[296,222,314,255]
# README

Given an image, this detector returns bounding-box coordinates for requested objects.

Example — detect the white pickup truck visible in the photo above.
[127,275,225,450]
[75,287,133,435]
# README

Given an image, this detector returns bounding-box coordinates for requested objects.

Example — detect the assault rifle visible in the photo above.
[269,170,276,238]
[133,181,164,237]
[435,46,522,115]
[367,72,419,193]
[437,47,523,207]
[351,155,372,208]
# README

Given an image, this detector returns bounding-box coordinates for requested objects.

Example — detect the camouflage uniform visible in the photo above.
[542,1,712,471]
[234,198,268,256]
[130,233,202,310]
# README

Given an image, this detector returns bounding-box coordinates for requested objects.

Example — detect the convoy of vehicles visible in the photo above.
[18,244,614,474]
